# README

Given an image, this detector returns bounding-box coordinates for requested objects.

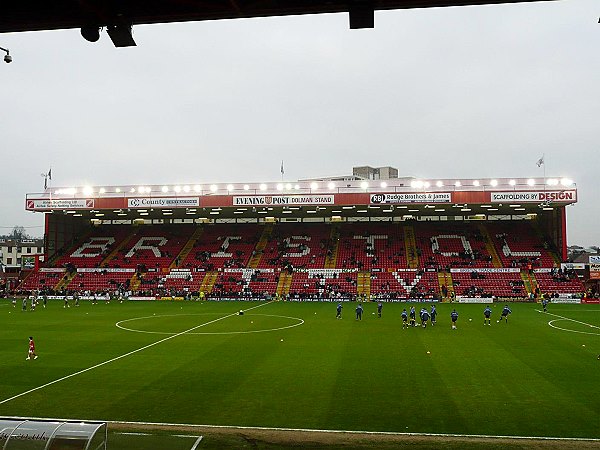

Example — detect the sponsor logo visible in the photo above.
[490,191,577,203]
[127,197,200,208]
[370,193,451,204]
[26,199,94,210]
[233,195,334,206]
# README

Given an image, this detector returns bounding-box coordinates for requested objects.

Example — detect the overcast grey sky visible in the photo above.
[0,0,598,245]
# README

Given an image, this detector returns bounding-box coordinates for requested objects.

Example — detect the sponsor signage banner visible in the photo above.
[233,195,334,206]
[76,268,135,273]
[26,199,94,210]
[456,297,494,303]
[590,256,600,279]
[550,298,581,304]
[40,268,64,273]
[370,193,451,204]
[450,268,520,273]
[490,190,577,203]
[127,197,199,208]
[561,263,585,270]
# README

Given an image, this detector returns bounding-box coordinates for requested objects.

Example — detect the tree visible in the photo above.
[9,226,30,241]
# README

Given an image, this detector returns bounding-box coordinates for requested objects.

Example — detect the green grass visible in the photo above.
[0,299,598,442]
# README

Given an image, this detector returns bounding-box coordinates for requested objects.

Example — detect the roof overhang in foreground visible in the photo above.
[0,0,556,34]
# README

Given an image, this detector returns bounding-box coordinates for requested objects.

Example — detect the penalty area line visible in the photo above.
[537,310,600,330]
[0,302,272,407]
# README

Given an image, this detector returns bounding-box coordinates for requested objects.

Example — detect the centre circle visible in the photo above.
[116,313,304,335]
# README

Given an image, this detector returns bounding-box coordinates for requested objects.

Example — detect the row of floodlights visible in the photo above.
[53,178,574,196]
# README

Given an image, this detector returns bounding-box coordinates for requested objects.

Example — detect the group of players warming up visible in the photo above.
[336,302,514,329]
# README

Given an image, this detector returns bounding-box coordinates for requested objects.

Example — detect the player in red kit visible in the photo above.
[26,336,38,360]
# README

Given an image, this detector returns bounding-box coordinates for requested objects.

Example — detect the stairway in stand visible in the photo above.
[357,271,371,299]
[169,226,203,270]
[403,225,419,269]
[200,271,219,294]
[324,223,341,269]
[247,223,274,269]
[276,271,293,297]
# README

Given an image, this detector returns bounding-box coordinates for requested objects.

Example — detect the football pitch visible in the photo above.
[1,298,599,448]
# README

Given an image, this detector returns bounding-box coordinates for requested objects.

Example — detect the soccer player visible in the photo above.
[22,298,27,311]
[401,308,408,329]
[336,302,343,319]
[12,296,17,308]
[542,298,548,313]
[450,309,459,329]
[483,306,492,325]
[26,336,38,360]
[43,294,47,308]
[430,305,437,326]
[355,303,363,321]
[421,309,430,328]
[500,305,512,323]
[377,302,383,318]
[74,292,80,307]
[409,306,416,327]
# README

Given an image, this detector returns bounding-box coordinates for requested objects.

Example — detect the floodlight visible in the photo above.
[436,181,443,187]
[174,186,182,193]
[527,179,535,186]
[210,184,218,192]
[310,182,318,190]
[99,188,106,194]
[473,180,480,187]
[294,184,300,190]
[509,179,516,186]
[285,183,292,190]
[328,182,336,190]
[360,181,369,189]
[380,181,387,188]
[276,183,284,191]
[560,178,573,187]
[243,184,250,191]
[161,186,169,193]
[183,185,190,192]
[227,184,234,191]
[1,47,12,63]
[115,188,121,193]
[423,181,430,188]
[454,181,461,187]
[260,183,267,191]
[546,178,558,186]
[193,185,201,192]
[82,186,94,195]
[490,179,498,187]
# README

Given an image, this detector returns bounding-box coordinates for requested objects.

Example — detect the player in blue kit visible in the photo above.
[401,309,408,329]
[421,309,430,328]
[336,302,343,319]
[377,302,383,318]
[483,306,492,325]
[450,309,459,329]
[355,303,363,321]
[409,306,416,327]
[430,305,437,326]
[500,305,512,323]
[542,298,548,313]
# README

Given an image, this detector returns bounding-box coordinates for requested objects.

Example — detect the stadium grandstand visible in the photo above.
[15,168,588,303]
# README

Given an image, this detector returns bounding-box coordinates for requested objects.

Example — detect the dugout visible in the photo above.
[0,418,107,450]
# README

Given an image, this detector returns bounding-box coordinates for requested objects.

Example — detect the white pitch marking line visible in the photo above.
[116,313,304,336]
[7,416,600,443]
[114,432,150,436]
[537,310,600,330]
[190,435,204,450]
[0,302,272,406]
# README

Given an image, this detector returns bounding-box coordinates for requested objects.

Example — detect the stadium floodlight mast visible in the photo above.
[0,47,12,63]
